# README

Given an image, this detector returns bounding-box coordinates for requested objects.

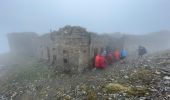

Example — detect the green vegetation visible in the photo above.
[129,68,160,85]
[104,83,129,93]
[104,83,151,96]
[79,84,97,100]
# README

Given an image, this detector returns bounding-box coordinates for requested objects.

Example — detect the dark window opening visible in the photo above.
[83,50,87,53]
[94,48,98,56]
[63,58,68,64]
[52,55,56,64]
[53,48,56,51]
[63,50,67,54]
[53,55,56,60]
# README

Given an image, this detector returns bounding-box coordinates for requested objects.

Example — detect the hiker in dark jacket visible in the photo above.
[138,45,147,58]
[106,51,113,65]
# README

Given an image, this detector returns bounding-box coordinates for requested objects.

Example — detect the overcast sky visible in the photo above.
[0,0,170,53]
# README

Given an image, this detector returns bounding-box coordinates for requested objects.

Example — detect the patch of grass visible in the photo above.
[129,68,159,85]
[126,86,151,96]
[104,83,130,93]
[79,84,97,100]
[104,83,151,97]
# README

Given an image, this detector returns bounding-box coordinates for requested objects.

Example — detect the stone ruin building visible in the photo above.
[7,26,125,73]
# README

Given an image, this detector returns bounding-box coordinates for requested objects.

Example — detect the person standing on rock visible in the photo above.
[95,54,106,69]
[138,45,147,58]
[106,51,113,65]
[102,49,107,57]
[95,54,100,68]
[120,48,127,64]
[113,49,120,62]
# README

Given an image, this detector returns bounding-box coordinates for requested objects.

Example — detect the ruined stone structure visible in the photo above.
[8,26,124,73]
[41,26,91,72]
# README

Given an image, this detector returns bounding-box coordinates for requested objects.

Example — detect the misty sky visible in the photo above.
[0,0,170,53]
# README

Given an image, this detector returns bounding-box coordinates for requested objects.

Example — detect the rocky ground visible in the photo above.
[0,51,170,100]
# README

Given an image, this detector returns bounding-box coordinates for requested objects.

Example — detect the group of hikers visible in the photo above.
[94,48,128,69]
[94,45,147,69]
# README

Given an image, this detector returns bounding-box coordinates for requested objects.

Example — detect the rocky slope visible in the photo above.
[0,50,170,100]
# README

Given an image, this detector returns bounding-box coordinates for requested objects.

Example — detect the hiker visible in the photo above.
[138,45,147,58]
[120,48,127,64]
[95,54,100,68]
[106,51,113,65]
[95,54,106,69]
[101,49,107,57]
[113,49,120,62]
[100,55,107,68]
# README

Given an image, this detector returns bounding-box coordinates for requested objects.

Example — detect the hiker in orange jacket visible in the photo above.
[113,50,120,61]
[95,54,100,68]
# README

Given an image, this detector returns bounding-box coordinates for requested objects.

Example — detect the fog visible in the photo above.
[1,0,170,54]
[1,1,170,99]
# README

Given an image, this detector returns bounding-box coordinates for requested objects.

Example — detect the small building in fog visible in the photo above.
[8,26,124,73]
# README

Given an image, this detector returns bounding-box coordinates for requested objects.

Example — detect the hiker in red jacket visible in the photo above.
[95,54,106,69]
[100,55,107,68]
[113,50,120,61]
[95,54,100,68]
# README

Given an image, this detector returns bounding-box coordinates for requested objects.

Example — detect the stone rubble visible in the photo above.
[0,50,170,99]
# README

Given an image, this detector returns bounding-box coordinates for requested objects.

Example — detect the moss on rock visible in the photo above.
[104,83,130,93]
[104,83,151,97]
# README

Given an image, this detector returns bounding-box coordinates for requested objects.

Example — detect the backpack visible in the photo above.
[120,49,127,58]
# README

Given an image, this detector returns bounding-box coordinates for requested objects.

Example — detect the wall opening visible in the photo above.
[52,55,56,64]
[63,58,68,64]
[53,48,56,51]
[63,50,67,54]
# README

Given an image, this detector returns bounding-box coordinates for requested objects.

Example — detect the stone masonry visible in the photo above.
[7,26,124,73]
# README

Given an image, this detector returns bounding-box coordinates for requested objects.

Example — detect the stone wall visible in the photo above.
[49,26,91,73]
[7,26,125,73]
[38,34,53,61]
[45,26,124,72]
